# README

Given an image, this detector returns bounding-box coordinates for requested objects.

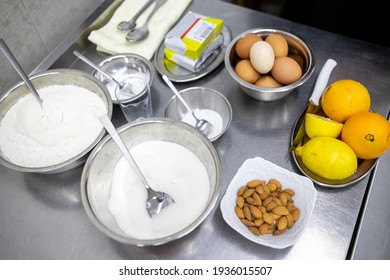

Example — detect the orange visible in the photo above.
[321,79,371,123]
[341,111,390,159]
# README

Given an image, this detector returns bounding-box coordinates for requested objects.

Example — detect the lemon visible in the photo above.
[295,137,357,180]
[305,113,343,138]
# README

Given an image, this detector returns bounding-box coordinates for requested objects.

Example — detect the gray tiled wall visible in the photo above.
[0,0,104,93]
[0,0,241,94]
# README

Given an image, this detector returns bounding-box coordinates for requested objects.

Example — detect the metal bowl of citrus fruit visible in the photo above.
[291,79,390,188]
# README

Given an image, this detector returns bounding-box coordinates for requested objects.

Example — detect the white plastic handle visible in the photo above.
[309,58,337,106]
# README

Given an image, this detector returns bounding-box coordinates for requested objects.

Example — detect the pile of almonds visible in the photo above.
[235,178,300,236]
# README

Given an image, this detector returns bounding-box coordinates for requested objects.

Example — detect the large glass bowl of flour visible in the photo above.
[80,118,221,246]
[0,69,113,174]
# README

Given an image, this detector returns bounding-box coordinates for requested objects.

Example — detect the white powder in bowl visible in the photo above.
[181,109,223,140]
[0,85,108,168]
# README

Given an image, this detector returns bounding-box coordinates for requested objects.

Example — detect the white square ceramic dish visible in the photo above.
[220,157,317,249]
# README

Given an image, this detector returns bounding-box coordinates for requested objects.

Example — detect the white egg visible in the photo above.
[249,41,275,74]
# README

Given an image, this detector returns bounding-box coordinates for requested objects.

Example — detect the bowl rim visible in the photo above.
[0,68,113,174]
[220,156,317,249]
[290,106,379,188]
[224,28,315,94]
[164,86,233,142]
[94,53,156,86]
[80,117,222,246]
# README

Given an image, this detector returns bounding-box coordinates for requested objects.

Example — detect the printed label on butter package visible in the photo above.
[164,11,223,60]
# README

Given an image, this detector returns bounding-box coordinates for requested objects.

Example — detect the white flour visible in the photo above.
[0,85,107,167]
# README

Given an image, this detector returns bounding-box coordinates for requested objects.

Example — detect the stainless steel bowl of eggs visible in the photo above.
[224,28,315,102]
[80,118,221,246]
[0,69,113,174]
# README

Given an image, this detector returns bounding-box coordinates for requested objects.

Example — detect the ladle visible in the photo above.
[162,75,212,136]
[99,114,175,217]
[117,0,155,31]
[126,0,167,42]
[0,39,43,106]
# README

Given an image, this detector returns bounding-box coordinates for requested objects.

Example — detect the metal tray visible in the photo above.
[153,25,232,82]
[290,107,378,188]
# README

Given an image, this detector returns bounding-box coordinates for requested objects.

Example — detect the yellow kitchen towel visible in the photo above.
[88,0,192,60]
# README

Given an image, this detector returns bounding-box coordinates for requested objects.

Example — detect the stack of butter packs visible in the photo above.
[164,11,224,73]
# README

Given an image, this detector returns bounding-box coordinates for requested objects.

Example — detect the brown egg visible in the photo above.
[255,75,282,88]
[265,34,289,58]
[289,53,304,70]
[235,59,259,83]
[271,57,302,85]
[235,34,263,59]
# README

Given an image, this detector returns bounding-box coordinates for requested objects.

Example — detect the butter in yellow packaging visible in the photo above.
[164,34,223,72]
[164,11,223,60]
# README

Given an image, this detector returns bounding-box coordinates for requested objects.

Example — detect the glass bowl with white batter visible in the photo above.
[0,69,113,174]
[80,118,221,246]
[164,87,233,142]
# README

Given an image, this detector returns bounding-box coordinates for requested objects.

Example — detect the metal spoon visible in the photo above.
[162,75,212,136]
[117,0,155,31]
[99,114,175,218]
[126,0,167,42]
[73,51,125,88]
[0,39,43,106]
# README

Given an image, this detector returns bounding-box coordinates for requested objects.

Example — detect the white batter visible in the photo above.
[0,85,107,167]
[108,140,210,240]
[181,109,223,139]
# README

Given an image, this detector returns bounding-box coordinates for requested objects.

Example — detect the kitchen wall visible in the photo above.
[0,0,104,93]
[0,0,285,94]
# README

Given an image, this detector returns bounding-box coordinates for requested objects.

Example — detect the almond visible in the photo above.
[243,206,252,221]
[241,218,254,227]
[292,208,301,222]
[284,188,295,197]
[237,185,247,196]
[247,179,265,188]
[246,197,257,205]
[277,216,288,230]
[235,206,245,219]
[272,206,289,216]
[236,196,244,208]
[249,205,263,219]
[248,226,260,236]
[259,223,268,235]
[262,212,275,225]
[268,178,282,189]
[242,188,255,198]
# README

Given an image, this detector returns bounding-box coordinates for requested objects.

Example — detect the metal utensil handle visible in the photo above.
[0,38,43,106]
[99,115,151,190]
[162,75,196,116]
[309,58,337,106]
[145,0,166,22]
[73,51,122,86]
[129,0,154,23]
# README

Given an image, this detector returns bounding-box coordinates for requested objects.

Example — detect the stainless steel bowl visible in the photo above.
[291,106,378,188]
[0,69,113,174]
[80,118,221,246]
[164,87,233,142]
[225,28,315,102]
[92,53,155,103]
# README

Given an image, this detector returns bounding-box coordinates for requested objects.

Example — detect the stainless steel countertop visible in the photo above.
[1,0,389,260]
